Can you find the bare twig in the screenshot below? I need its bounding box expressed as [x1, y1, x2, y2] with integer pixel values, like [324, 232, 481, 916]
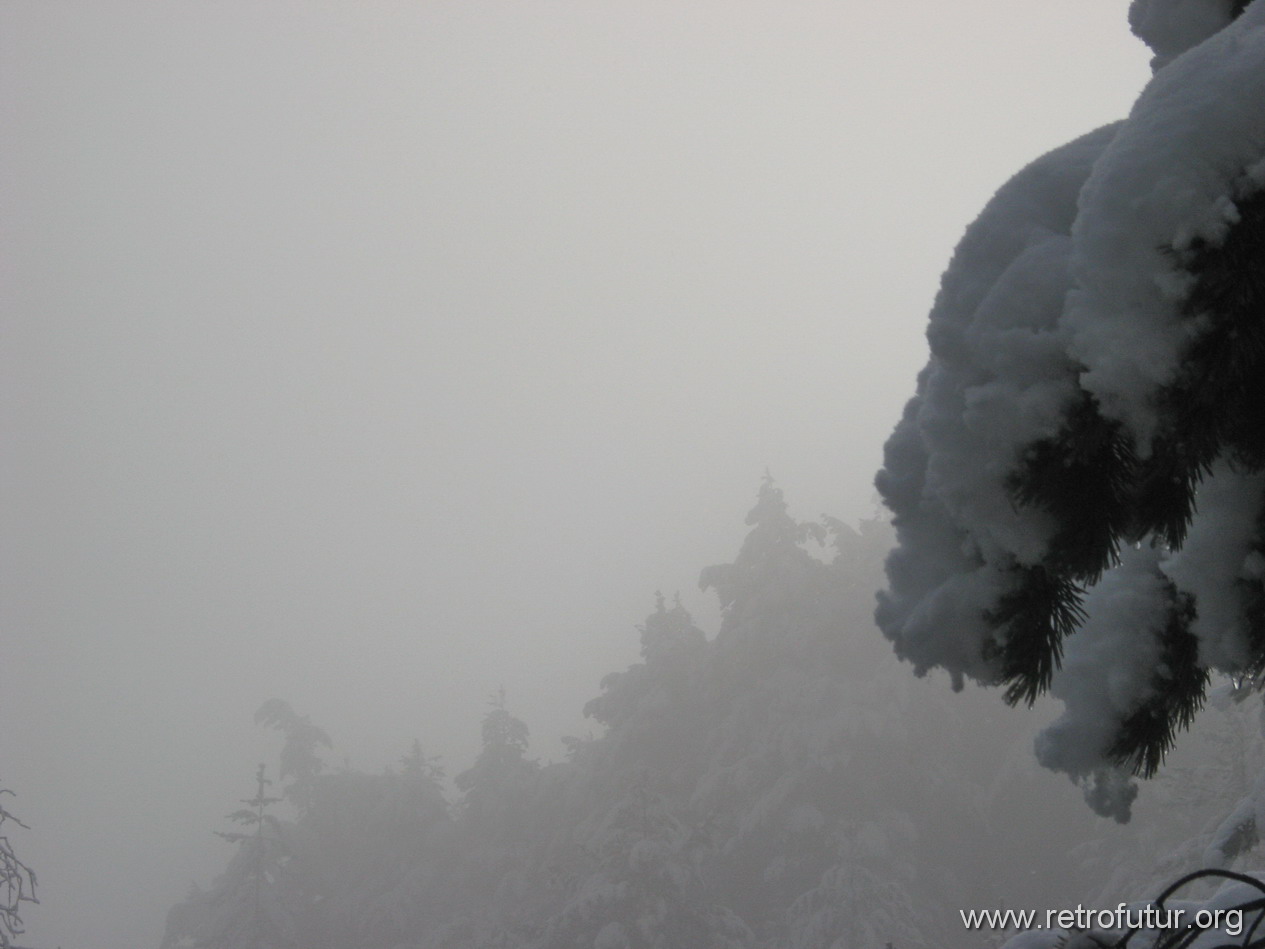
[0, 788, 38, 949]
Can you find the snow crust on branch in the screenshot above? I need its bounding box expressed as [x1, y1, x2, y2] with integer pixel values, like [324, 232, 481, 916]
[1068, 2, 1265, 447]
[1161, 466, 1265, 672]
[876, 123, 1117, 686]
[1129, 0, 1239, 69]
[1035, 548, 1171, 821]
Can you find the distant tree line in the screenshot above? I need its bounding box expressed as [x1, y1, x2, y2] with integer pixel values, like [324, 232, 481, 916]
[160, 478, 1216, 949]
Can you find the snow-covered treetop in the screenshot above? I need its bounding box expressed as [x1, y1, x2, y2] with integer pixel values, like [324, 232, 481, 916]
[639, 591, 705, 664]
[700, 474, 828, 627]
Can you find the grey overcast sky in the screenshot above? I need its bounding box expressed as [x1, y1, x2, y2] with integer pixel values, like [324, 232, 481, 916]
[2, 3, 1149, 947]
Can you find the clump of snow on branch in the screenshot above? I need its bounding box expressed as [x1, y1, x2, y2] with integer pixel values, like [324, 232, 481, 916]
[1067, 3, 1265, 444]
[1129, 0, 1238, 69]
[876, 123, 1117, 684]
[1161, 465, 1265, 671]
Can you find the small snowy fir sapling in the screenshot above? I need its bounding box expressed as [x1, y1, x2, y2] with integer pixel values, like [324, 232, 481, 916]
[199, 764, 299, 949]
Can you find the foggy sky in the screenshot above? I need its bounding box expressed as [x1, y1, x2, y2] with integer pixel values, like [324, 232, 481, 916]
[1, 3, 1150, 947]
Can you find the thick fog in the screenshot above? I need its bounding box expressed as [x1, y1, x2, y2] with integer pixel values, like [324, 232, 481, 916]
[2, 3, 1152, 948]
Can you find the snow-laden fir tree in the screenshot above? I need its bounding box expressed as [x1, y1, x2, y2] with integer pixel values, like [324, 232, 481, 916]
[454, 688, 538, 831]
[172, 764, 298, 949]
[692, 477, 902, 926]
[876, 0, 1265, 820]
[579, 591, 710, 801]
[691, 479, 1101, 947]
[438, 690, 552, 948]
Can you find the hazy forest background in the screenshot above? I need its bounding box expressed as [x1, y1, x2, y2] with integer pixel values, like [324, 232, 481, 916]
[11, 1, 1265, 948]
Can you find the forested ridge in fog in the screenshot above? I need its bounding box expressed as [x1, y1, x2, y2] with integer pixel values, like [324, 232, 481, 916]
[154, 2, 1265, 945]
[17, 0, 1265, 946]
[10, 4, 1153, 942]
[153, 481, 1265, 949]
